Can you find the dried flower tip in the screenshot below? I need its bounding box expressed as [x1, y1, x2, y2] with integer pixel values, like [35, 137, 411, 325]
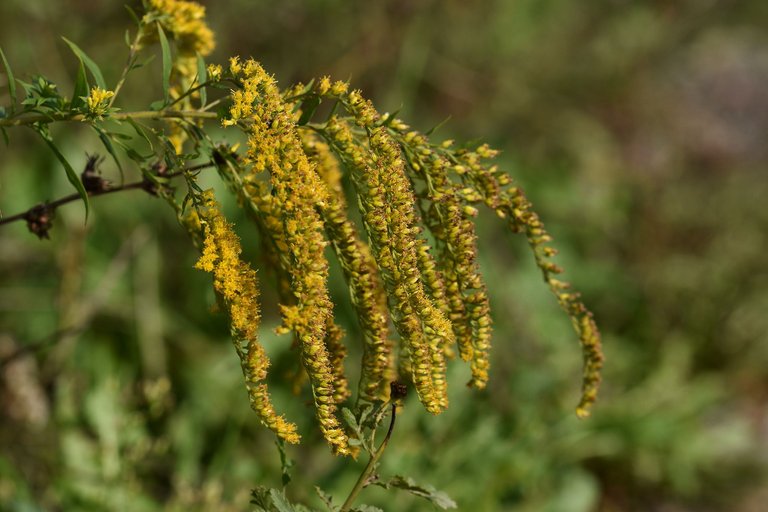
[24, 203, 55, 240]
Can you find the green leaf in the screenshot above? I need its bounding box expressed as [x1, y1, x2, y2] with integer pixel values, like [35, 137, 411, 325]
[124, 5, 140, 28]
[1, 126, 8, 146]
[196, 53, 207, 107]
[269, 489, 296, 512]
[62, 37, 106, 90]
[0, 47, 17, 114]
[126, 118, 154, 150]
[157, 23, 172, 106]
[374, 476, 457, 510]
[314, 486, 335, 511]
[351, 506, 384, 512]
[341, 407, 359, 431]
[298, 95, 320, 126]
[250, 486, 272, 511]
[276, 439, 293, 487]
[93, 126, 124, 182]
[70, 58, 89, 111]
[39, 131, 90, 220]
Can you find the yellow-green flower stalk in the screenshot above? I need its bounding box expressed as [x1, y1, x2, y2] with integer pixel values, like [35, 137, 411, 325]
[302, 132, 394, 403]
[456, 144, 604, 417]
[184, 190, 300, 444]
[221, 58, 350, 454]
[322, 111, 451, 414]
[391, 128, 493, 388]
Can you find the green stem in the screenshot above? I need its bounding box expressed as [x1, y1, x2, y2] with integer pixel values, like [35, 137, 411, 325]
[0, 161, 215, 228]
[339, 402, 397, 512]
[0, 109, 218, 127]
[109, 28, 143, 108]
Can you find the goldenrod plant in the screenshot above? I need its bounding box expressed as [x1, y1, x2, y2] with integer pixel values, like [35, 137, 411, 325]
[0, 1, 603, 509]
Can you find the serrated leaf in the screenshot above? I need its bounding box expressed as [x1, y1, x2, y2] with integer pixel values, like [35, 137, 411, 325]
[351, 506, 384, 512]
[298, 95, 320, 126]
[0, 47, 16, 114]
[62, 37, 106, 90]
[269, 488, 296, 512]
[70, 58, 89, 111]
[157, 23, 171, 106]
[314, 486, 335, 511]
[39, 131, 90, 220]
[93, 126, 124, 182]
[374, 476, 457, 510]
[250, 486, 272, 510]
[341, 407, 359, 431]
[196, 53, 207, 107]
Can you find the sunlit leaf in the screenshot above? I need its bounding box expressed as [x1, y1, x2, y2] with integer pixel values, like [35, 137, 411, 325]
[38, 130, 90, 220]
[0, 47, 17, 114]
[157, 24, 172, 106]
[62, 37, 106, 90]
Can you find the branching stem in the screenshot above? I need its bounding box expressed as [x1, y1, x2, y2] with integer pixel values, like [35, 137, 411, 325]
[0, 161, 214, 228]
[0, 110, 218, 127]
[339, 402, 398, 512]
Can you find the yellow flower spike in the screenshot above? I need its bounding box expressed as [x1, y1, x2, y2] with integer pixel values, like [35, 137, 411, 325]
[323, 114, 450, 414]
[302, 131, 394, 403]
[456, 145, 604, 414]
[184, 190, 299, 444]
[218, 59, 351, 454]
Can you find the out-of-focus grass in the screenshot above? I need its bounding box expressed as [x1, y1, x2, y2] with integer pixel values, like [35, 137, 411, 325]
[2, 1, 768, 510]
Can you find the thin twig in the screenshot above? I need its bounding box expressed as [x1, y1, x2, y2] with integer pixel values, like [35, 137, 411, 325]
[0, 161, 215, 228]
[0, 109, 218, 127]
[339, 402, 398, 512]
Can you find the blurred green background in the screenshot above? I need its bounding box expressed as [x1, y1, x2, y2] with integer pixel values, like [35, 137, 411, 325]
[2, 1, 768, 510]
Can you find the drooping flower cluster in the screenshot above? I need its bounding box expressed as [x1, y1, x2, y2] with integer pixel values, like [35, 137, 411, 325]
[220, 57, 352, 454]
[155, 36, 605, 452]
[184, 190, 300, 444]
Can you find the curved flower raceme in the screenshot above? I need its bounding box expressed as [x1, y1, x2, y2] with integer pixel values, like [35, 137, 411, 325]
[184, 190, 300, 444]
[178, 52, 603, 450]
[222, 58, 351, 455]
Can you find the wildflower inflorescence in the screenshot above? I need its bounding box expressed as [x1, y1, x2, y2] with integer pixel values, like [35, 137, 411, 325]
[0, 0, 604, 456]
[134, 5, 603, 453]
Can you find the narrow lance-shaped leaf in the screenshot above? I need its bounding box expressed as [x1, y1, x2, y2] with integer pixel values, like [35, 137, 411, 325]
[62, 37, 106, 90]
[373, 476, 457, 510]
[38, 131, 90, 220]
[126, 117, 154, 150]
[297, 94, 320, 126]
[0, 47, 17, 114]
[196, 53, 207, 107]
[70, 58, 89, 111]
[93, 126, 124, 183]
[156, 23, 172, 106]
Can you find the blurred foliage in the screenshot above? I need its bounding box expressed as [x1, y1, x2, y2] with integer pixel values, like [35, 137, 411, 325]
[2, 0, 768, 510]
